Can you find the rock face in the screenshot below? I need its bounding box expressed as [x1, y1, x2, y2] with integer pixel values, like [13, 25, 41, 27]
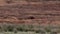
[0, 0, 60, 26]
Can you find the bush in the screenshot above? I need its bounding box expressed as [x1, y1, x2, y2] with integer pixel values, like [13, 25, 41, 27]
[44, 27, 51, 32]
[35, 30, 45, 33]
[50, 32, 57, 34]
[17, 27, 24, 31]
[35, 30, 40, 33]
[7, 25, 14, 32]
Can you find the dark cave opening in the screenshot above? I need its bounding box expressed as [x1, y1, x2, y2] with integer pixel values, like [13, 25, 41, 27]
[28, 16, 35, 19]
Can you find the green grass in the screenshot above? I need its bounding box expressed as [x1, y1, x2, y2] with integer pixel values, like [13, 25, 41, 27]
[0, 24, 60, 34]
[0, 32, 60, 34]
[0, 32, 39, 34]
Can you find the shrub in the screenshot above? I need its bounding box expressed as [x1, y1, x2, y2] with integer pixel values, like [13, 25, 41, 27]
[7, 25, 14, 32]
[50, 32, 57, 34]
[44, 27, 51, 32]
[35, 30, 45, 34]
[16, 25, 25, 31]
[35, 30, 40, 33]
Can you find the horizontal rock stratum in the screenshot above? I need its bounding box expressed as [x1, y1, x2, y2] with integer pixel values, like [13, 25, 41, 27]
[0, 0, 60, 26]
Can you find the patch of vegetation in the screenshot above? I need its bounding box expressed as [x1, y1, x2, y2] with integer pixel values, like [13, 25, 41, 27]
[50, 32, 57, 34]
[45, 28, 51, 32]
[0, 23, 59, 34]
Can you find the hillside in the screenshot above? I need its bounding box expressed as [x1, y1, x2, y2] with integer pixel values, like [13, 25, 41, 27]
[0, 0, 60, 26]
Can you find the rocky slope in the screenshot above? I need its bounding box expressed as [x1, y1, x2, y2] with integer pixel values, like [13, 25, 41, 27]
[0, 0, 60, 26]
